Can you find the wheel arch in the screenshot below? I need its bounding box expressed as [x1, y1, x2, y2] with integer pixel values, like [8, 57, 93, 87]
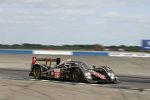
[31, 64, 48, 72]
[70, 66, 84, 74]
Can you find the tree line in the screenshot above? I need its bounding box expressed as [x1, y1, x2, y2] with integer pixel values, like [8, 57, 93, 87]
[0, 43, 142, 52]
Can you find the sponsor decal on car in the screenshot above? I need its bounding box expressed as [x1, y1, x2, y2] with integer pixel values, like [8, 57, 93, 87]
[92, 71, 106, 79]
[54, 69, 61, 78]
[51, 71, 54, 75]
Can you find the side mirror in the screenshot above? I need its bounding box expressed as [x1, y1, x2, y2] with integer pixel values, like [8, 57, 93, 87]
[65, 64, 70, 68]
[93, 66, 96, 69]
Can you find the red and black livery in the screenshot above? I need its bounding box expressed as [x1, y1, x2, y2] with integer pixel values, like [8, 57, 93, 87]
[29, 57, 119, 83]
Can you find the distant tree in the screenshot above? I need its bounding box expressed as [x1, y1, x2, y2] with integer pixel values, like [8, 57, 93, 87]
[13, 44, 20, 46]
[94, 44, 104, 51]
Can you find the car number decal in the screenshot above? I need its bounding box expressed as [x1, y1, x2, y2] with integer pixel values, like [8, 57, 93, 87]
[54, 69, 61, 78]
[54, 72, 60, 78]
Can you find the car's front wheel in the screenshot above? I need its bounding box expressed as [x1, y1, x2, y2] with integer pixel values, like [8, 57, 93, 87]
[72, 68, 81, 82]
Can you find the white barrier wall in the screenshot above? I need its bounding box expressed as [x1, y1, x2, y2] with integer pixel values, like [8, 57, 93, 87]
[109, 52, 150, 57]
[33, 50, 73, 55]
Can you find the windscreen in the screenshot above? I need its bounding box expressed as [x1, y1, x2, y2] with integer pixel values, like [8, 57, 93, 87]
[72, 61, 91, 70]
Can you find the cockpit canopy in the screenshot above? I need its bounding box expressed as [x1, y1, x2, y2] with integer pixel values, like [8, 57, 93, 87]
[59, 60, 91, 70]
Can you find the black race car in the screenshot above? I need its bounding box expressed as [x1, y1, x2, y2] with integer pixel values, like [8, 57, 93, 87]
[29, 57, 119, 83]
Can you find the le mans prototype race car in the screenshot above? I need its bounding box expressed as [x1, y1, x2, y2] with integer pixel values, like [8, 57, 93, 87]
[29, 57, 119, 84]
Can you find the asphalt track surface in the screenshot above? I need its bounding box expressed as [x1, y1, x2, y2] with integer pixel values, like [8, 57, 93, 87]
[0, 55, 150, 100]
[0, 69, 150, 92]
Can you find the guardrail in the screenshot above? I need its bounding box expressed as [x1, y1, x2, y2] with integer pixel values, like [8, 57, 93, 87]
[72, 51, 108, 56]
[0, 49, 150, 57]
[0, 50, 33, 54]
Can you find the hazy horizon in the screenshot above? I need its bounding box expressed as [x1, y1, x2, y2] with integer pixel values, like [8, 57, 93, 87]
[0, 0, 150, 46]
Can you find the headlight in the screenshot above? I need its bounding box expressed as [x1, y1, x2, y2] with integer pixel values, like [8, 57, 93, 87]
[85, 72, 91, 76]
[110, 76, 115, 79]
[108, 72, 111, 76]
[108, 73, 115, 79]
[84, 72, 92, 79]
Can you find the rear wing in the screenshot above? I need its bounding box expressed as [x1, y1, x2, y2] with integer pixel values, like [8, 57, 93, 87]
[32, 57, 60, 67]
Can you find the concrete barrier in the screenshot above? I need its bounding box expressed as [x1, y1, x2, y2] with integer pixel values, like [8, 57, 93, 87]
[109, 52, 150, 57]
[0, 50, 32, 54]
[33, 50, 72, 55]
[72, 51, 108, 56]
[0, 49, 150, 57]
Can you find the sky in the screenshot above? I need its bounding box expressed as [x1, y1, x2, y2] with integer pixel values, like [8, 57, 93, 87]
[0, 0, 150, 46]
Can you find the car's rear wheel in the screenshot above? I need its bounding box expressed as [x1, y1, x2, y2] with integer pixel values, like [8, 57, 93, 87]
[72, 68, 81, 82]
[33, 66, 42, 79]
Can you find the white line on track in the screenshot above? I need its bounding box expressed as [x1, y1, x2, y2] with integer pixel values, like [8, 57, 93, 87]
[90, 84, 99, 86]
[41, 80, 49, 82]
[29, 79, 37, 81]
[77, 83, 86, 85]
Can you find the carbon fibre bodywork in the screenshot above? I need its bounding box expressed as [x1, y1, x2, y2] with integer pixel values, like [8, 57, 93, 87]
[29, 57, 119, 83]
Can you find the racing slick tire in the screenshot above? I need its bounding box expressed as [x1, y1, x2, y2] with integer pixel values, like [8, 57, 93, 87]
[33, 66, 42, 79]
[72, 68, 82, 82]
